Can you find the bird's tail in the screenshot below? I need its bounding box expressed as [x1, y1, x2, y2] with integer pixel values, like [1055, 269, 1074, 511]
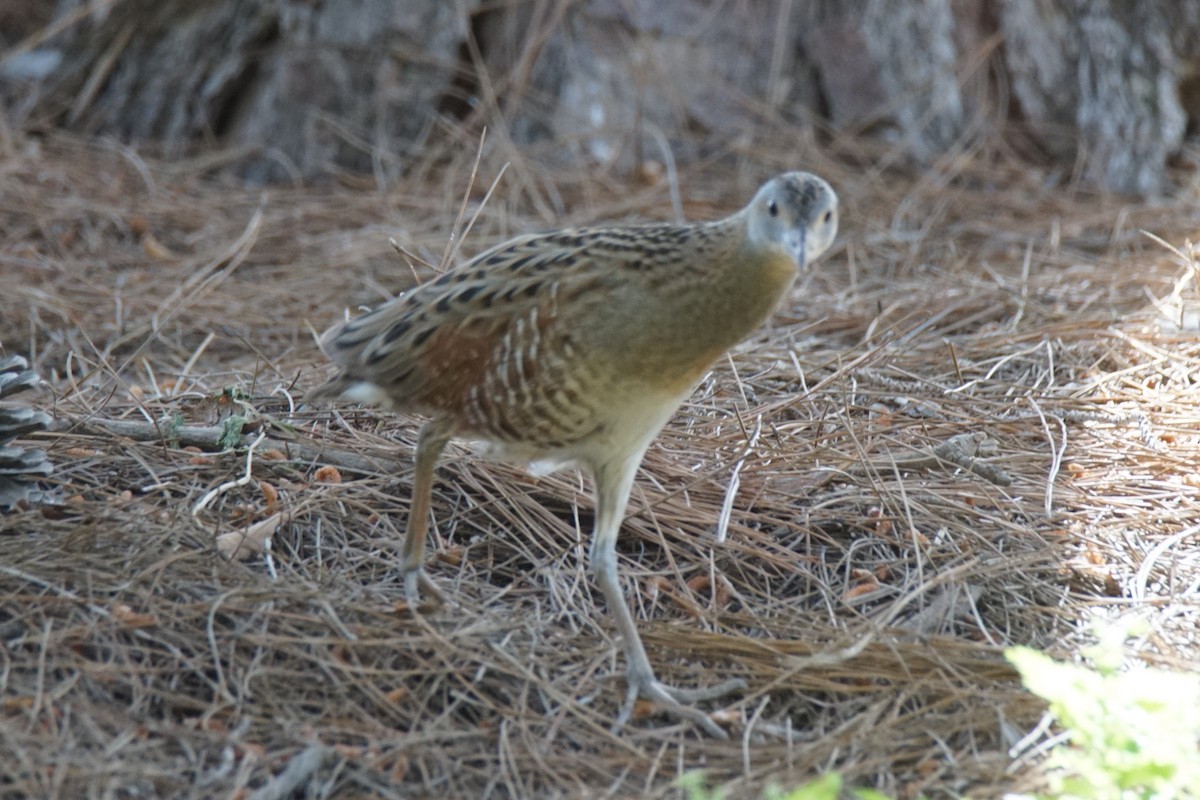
[307, 373, 395, 408]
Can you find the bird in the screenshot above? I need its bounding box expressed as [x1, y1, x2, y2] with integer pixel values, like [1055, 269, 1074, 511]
[314, 171, 839, 737]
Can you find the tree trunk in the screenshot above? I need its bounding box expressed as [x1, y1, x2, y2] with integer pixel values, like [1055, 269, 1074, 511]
[4, 0, 1198, 193]
[22, 0, 467, 184]
[1000, 0, 1199, 193]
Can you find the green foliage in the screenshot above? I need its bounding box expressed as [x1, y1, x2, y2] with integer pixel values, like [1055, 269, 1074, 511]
[674, 619, 1200, 800]
[765, 773, 891, 800]
[163, 413, 184, 443]
[1007, 621, 1200, 799]
[763, 772, 842, 800]
[675, 771, 725, 800]
[677, 771, 892, 800]
[853, 790, 891, 800]
[218, 414, 249, 450]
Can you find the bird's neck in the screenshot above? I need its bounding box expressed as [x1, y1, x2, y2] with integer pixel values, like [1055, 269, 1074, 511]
[632, 216, 799, 392]
[692, 215, 798, 339]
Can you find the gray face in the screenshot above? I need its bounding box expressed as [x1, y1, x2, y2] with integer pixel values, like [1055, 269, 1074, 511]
[747, 172, 839, 268]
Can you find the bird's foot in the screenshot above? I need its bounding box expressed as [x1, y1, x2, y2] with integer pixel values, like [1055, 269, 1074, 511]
[615, 673, 746, 739]
[400, 566, 447, 614]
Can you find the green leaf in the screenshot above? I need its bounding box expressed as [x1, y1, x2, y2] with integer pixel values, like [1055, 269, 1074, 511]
[853, 789, 892, 800]
[1006, 630, 1200, 799]
[219, 415, 248, 450]
[770, 773, 842, 800]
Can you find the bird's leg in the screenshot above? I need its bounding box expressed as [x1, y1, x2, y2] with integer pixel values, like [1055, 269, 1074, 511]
[589, 458, 746, 739]
[399, 420, 453, 609]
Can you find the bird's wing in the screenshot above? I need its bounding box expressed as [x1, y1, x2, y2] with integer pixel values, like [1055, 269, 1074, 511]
[315, 226, 676, 409]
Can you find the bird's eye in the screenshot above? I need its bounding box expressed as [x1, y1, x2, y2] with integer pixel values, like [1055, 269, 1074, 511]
[822, 210, 832, 224]
[767, 200, 778, 217]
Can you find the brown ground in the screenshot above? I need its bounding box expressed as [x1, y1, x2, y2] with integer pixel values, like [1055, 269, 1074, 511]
[2, 129, 1200, 799]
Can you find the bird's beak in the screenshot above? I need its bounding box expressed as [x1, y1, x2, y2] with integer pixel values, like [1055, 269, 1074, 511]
[791, 229, 808, 270]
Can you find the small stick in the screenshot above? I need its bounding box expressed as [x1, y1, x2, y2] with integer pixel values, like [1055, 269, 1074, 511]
[715, 414, 762, 544]
[247, 745, 328, 800]
[192, 431, 268, 517]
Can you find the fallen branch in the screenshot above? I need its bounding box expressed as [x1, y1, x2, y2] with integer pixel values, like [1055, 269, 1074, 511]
[841, 431, 1013, 486]
[44, 416, 405, 475]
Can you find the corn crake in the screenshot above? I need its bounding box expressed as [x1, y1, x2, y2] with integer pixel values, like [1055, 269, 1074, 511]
[314, 172, 839, 737]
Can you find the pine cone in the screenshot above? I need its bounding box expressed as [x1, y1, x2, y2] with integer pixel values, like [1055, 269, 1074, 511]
[0, 355, 52, 509]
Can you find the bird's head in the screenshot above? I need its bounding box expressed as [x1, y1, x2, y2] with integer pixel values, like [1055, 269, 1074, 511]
[745, 172, 838, 270]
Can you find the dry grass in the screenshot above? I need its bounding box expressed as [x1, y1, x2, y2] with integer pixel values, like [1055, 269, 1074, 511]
[2, 127, 1200, 799]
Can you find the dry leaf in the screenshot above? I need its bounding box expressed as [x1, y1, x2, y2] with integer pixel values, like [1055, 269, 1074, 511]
[643, 575, 670, 601]
[708, 708, 742, 727]
[142, 232, 176, 261]
[632, 698, 656, 720]
[314, 465, 342, 484]
[259, 480, 279, 512]
[112, 603, 157, 628]
[685, 573, 732, 608]
[844, 582, 880, 601]
[435, 546, 464, 567]
[216, 512, 289, 559]
[2, 696, 34, 713]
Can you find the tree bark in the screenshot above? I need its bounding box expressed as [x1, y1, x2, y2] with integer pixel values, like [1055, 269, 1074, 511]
[4, 0, 1197, 193]
[26, 0, 467, 184]
[1000, 0, 1198, 193]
